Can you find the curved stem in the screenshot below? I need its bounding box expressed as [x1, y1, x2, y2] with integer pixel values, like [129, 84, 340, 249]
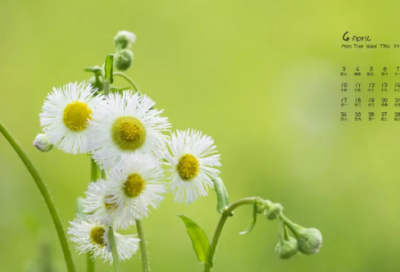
[108, 227, 121, 272]
[113, 72, 140, 93]
[0, 122, 76, 272]
[204, 197, 263, 272]
[135, 219, 149, 272]
[279, 213, 301, 236]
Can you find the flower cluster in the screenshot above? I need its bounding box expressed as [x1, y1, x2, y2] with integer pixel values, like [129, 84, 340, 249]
[254, 200, 323, 260]
[35, 31, 221, 263]
[29, 30, 322, 270]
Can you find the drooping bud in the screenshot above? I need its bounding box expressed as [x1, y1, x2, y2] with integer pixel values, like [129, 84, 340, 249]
[295, 228, 322, 255]
[281, 215, 323, 255]
[33, 134, 53, 152]
[264, 201, 283, 220]
[275, 237, 298, 259]
[114, 30, 136, 50]
[275, 221, 298, 259]
[114, 49, 134, 71]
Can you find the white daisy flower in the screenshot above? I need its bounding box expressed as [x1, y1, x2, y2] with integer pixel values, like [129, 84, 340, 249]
[68, 215, 139, 263]
[39, 82, 102, 154]
[106, 154, 166, 229]
[88, 91, 170, 168]
[165, 129, 221, 204]
[82, 179, 118, 228]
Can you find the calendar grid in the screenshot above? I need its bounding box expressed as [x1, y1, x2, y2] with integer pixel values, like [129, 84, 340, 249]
[340, 66, 400, 121]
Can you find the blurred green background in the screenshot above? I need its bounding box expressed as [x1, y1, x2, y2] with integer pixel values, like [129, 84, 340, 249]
[1, 0, 400, 271]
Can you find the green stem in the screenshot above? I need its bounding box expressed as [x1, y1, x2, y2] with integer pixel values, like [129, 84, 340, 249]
[204, 197, 263, 272]
[108, 227, 121, 272]
[279, 213, 301, 236]
[90, 157, 100, 181]
[103, 80, 110, 96]
[86, 158, 98, 272]
[283, 222, 290, 241]
[87, 252, 95, 272]
[113, 72, 141, 93]
[0, 122, 76, 272]
[135, 219, 149, 272]
[100, 168, 106, 179]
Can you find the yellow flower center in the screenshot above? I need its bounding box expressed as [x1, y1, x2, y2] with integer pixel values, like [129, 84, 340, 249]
[104, 195, 118, 211]
[123, 173, 146, 198]
[111, 116, 146, 151]
[90, 226, 106, 247]
[63, 101, 92, 131]
[177, 154, 200, 181]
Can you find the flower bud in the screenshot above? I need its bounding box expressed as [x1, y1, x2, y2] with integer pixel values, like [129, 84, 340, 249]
[265, 202, 283, 220]
[255, 199, 267, 213]
[295, 228, 322, 255]
[114, 49, 134, 71]
[33, 134, 53, 152]
[114, 30, 136, 50]
[275, 237, 298, 259]
[280, 215, 323, 255]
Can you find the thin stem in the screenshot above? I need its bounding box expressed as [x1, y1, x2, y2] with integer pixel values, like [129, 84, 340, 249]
[279, 213, 301, 236]
[135, 219, 149, 272]
[113, 72, 140, 93]
[86, 252, 95, 272]
[0, 122, 76, 272]
[86, 158, 98, 272]
[204, 197, 263, 272]
[283, 222, 290, 241]
[103, 80, 110, 96]
[100, 168, 106, 179]
[90, 157, 100, 181]
[108, 227, 121, 272]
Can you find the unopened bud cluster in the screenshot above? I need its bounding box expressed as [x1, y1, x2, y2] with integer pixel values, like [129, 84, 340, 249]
[86, 31, 136, 91]
[113, 30, 135, 71]
[257, 199, 323, 260]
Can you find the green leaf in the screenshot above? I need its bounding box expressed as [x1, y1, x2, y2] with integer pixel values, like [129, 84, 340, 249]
[212, 177, 230, 214]
[178, 215, 211, 265]
[239, 202, 258, 235]
[84, 66, 102, 75]
[104, 54, 114, 84]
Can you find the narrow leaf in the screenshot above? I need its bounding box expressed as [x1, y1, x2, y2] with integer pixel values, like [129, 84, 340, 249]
[104, 55, 114, 84]
[178, 215, 211, 265]
[239, 202, 258, 235]
[84, 66, 102, 75]
[212, 177, 230, 214]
